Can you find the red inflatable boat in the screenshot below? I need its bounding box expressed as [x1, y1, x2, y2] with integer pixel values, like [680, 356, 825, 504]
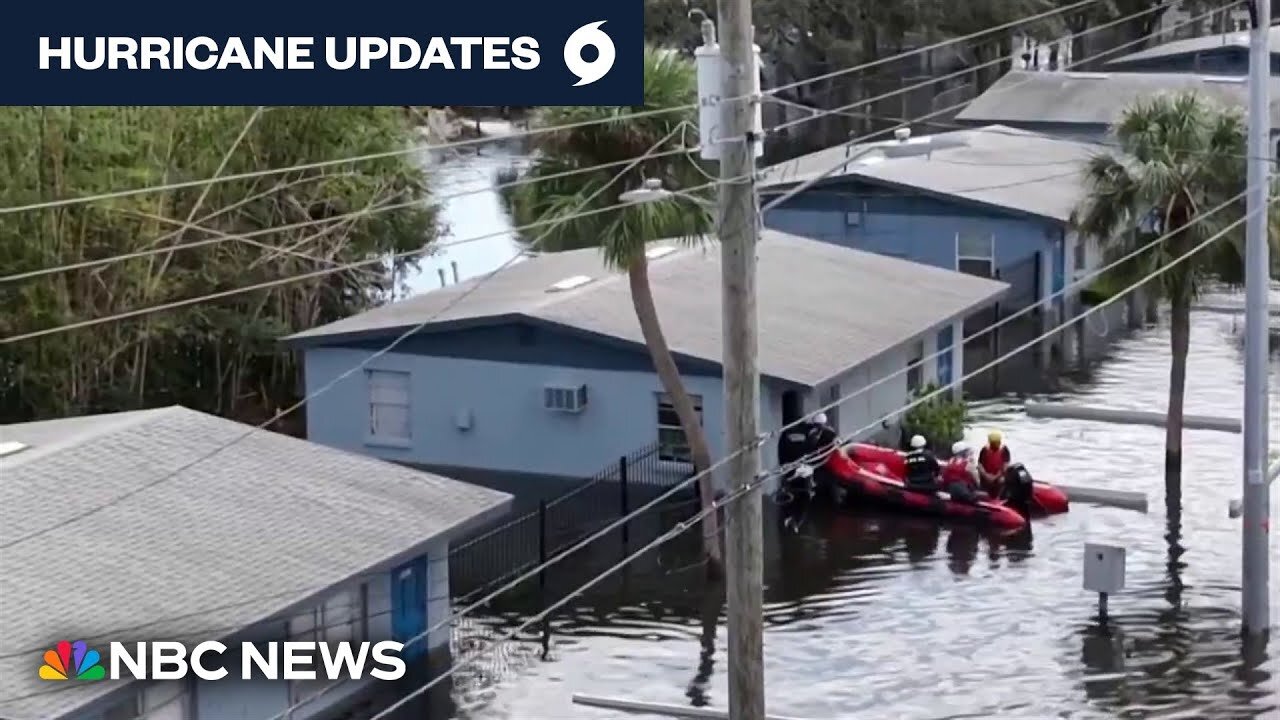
[816, 449, 1029, 530]
[845, 443, 1070, 516]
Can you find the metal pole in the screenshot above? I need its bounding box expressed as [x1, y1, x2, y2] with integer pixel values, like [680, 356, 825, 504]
[716, 0, 765, 715]
[619, 454, 630, 556]
[1242, 0, 1271, 636]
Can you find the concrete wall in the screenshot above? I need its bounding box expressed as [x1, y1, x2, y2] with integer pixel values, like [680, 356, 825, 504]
[68, 541, 451, 720]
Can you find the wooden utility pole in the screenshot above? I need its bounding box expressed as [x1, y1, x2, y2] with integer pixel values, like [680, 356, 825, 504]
[715, 0, 765, 713]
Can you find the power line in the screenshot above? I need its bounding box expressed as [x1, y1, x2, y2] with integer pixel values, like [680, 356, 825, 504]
[2, 0, 1176, 288]
[0, 121, 697, 552]
[1, 2, 1198, 336]
[0, 7, 1226, 660]
[0, 0, 1106, 219]
[335, 204, 1256, 720]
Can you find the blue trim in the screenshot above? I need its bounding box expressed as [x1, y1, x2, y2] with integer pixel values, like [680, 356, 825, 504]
[936, 325, 954, 387]
[391, 556, 428, 660]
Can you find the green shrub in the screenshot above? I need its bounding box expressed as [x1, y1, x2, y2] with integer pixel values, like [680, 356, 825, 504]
[901, 382, 967, 452]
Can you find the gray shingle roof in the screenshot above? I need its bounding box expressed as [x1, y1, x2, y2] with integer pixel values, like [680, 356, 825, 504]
[1105, 27, 1280, 65]
[758, 125, 1096, 222]
[956, 70, 1280, 127]
[0, 407, 511, 720]
[284, 230, 1008, 387]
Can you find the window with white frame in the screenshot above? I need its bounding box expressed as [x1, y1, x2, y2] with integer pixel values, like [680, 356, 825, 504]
[288, 586, 367, 704]
[101, 685, 186, 720]
[367, 370, 410, 442]
[906, 341, 925, 393]
[956, 232, 996, 278]
[656, 392, 702, 463]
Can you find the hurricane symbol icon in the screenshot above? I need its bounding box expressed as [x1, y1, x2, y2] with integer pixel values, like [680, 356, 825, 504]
[563, 21, 616, 87]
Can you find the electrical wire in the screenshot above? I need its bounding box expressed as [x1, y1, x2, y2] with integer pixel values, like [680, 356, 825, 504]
[0, 199, 1250, 717]
[0, 0, 1239, 702]
[1, 0, 1183, 287]
[331, 203, 1257, 720]
[0, 0, 1107, 219]
[757, 2, 1239, 214]
[235, 183, 1255, 720]
[0, 122, 699, 554]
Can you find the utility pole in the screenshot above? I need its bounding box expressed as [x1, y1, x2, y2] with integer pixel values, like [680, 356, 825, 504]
[713, 0, 765, 713]
[1242, 0, 1271, 636]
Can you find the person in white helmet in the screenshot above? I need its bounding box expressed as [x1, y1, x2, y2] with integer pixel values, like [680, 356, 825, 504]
[902, 434, 940, 491]
[941, 441, 980, 502]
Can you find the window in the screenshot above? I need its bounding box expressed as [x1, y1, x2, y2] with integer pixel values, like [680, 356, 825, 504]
[657, 392, 703, 463]
[367, 370, 410, 442]
[543, 384, 588, 413]
[288, 586, 367, 705]
[288, 587, 366, 645]
[144, 682, 186, 720]
[957, 232, 996, 278]
[906, 341, 925, 393]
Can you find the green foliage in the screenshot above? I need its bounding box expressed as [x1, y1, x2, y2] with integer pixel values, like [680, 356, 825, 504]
[1073, 91, 1280, 304]
[902, 383, 968, 449]
[505, 48, 712, 267]
[0, 107, 438, 427]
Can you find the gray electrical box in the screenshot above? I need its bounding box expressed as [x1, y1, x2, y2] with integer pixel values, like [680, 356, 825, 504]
[1083, 543, 1126, 594]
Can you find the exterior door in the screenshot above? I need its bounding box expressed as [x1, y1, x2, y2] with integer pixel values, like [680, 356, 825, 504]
[936, 326, 953, 388]
[391, 557, 428, 660]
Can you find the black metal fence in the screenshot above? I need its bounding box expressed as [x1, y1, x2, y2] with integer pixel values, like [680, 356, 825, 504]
[446, 441, 692, 601]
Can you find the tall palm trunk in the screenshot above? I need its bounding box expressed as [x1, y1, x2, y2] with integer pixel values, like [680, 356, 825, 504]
[1164, 284, 1192, 502]
[627, 254, 724, 569]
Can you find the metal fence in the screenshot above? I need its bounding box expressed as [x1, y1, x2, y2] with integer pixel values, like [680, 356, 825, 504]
[446, 441, 689, 602]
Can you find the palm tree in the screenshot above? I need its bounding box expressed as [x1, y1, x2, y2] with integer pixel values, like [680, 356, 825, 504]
[1072, 91, 1252, 496]
[507, 48, 723, 568]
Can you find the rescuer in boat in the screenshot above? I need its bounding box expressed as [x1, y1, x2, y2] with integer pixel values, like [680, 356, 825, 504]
[978, 431, 1012, 495]
[941, 441, 981, 503]
[903, 434, 940, 492]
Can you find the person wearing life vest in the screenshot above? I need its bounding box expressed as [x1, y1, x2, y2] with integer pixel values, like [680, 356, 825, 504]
[977, 431, 1012, 494]
[941, 441, 980, 503]
[903, 434, 940, 492]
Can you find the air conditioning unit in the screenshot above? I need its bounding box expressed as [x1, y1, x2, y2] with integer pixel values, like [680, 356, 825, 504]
[544, 384, 588, 413]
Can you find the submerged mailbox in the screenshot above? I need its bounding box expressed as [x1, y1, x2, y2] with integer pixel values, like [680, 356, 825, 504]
[1083, 543, 1126, 594]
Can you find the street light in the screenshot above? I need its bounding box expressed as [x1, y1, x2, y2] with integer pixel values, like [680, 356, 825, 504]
[618, 178, 713, 207]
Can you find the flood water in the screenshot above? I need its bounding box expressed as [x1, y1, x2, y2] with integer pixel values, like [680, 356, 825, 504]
[446, 304, 1279, 720]
[413, 134, 1280, 718]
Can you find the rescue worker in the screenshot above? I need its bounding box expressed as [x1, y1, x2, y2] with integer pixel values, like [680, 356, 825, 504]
[902, 434, 939, 492]
[805, 412, 840, 461]
[941, 441, 980, 502]
[978, 431, 1012, 495]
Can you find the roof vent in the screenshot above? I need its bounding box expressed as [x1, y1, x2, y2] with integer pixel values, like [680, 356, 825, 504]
[547, 274, 593, 292]
[1064, 71, 1109, 79]
[894, 127, 910, 142]
[645, 245, 677, 259]
[0, 441, 30, 458]
[1203, 75, 1246, 83]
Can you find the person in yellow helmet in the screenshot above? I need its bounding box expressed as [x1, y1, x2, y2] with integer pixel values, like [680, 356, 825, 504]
[977, 430, 1012, 494]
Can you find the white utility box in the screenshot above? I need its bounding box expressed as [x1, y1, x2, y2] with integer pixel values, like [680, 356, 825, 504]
[1083, 543, 1126, 594]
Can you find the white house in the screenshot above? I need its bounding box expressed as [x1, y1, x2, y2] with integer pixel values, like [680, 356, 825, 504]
[0, 406, 511, 720]
[283, 230, 1008, 487]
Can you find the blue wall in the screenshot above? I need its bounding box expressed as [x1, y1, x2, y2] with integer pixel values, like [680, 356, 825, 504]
[762, 184, 1058, 296]
[295, 320, 963, 487]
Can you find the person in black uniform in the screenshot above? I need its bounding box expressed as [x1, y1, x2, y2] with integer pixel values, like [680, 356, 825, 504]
[902, 434, 940, 492]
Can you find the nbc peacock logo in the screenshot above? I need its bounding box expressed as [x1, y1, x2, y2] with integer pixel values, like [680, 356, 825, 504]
[38, 640, 105, 680]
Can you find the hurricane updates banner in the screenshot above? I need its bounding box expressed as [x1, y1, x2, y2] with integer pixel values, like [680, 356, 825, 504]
[0, 0, 641, 105]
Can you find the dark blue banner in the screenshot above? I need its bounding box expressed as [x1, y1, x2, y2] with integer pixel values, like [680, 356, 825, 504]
[0, 0, 642, 105]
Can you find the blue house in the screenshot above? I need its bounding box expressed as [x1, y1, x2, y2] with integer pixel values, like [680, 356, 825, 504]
[956, 70, 1280, 155]
[0, 406, 511, 720]
[1103, 26, 1280, 74]
[282, 230, 1007, 485]
[760, 125, 1098, 365]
